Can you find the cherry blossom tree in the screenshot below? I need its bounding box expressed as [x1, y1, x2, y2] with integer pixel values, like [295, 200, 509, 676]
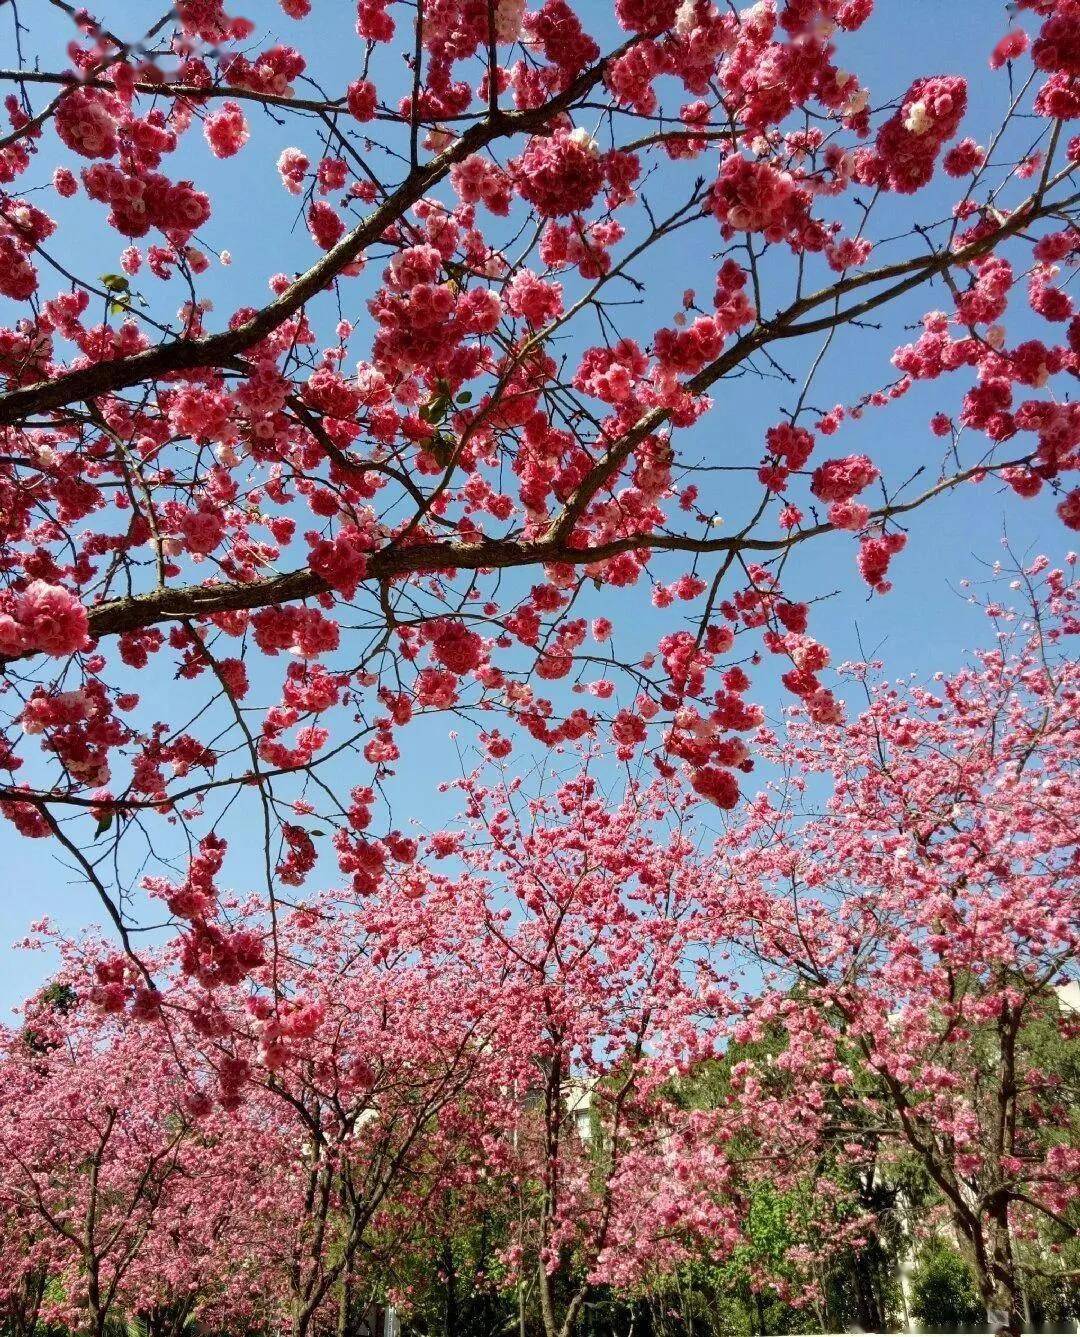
[0, 0, 1078, 968]
[33, 885, 519, 1337]
[203, 913, 500, 1337]
[713, 554, 1080, 1332]
[110, 1102, 268, 1337]
[383, 763, 749, 1337]
[0, 986, 195, 1337]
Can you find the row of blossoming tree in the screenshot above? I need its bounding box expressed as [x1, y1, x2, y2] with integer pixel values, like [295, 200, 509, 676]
[0, 0, 1078, 1332]
[1, 558, 1076, 1336]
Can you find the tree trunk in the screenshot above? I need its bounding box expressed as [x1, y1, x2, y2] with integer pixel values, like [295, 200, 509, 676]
[852, 1244, 885, 1332]
[292, 1299, 314, 1337]
[537, 1260, 559, 1337]
[983, 1204, 1025, 1336]
[952, 1196, 1024, 1336]
[441, 1240, 458, 1337]
[84, 1263, 107, 1337]
[85, 1299, 107, 1337]
[337, 1264, 351, 1337]
[559, 1287, 587, 1337]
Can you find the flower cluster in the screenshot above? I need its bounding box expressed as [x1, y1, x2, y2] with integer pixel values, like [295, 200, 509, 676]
[810, 454, 879, 504]
[203, 102, 250, 158]
[865, 76, 968, 192]
[710, 156, 809, 241]
[514, 128, 606, 217]
[83, 165, 211, 240]
[0, 582, 89, 658]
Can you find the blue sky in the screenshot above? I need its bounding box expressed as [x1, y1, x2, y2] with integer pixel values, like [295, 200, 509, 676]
[0, 0, 1069, 1010]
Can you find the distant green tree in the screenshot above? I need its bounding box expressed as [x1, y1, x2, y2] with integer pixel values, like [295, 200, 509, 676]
[911, 1238, 984, 1330]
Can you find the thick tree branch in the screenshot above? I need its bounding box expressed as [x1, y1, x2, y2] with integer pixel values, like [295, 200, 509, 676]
[0, 455, 1013, 665]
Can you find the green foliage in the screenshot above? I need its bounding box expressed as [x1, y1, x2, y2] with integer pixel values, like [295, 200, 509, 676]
[21, 983, 78, 1055]
[911, 1238, 984, 1329]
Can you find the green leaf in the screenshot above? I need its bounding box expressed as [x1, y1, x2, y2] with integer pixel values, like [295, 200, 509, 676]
[456, 390, 473, 404]
[429, 432, 456, 467]
[421, 393, 451, 425]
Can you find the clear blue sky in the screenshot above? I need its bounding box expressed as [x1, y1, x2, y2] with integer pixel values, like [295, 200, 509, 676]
[0, 1, 1067, 1010]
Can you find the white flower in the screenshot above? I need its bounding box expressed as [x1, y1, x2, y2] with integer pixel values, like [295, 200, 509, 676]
[902, 100, 934, 136]
[675, 0, 701, 34]
[844, 86, 870, 117]
[568, 126, 599, 155]
[740, 0, 769, 23]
